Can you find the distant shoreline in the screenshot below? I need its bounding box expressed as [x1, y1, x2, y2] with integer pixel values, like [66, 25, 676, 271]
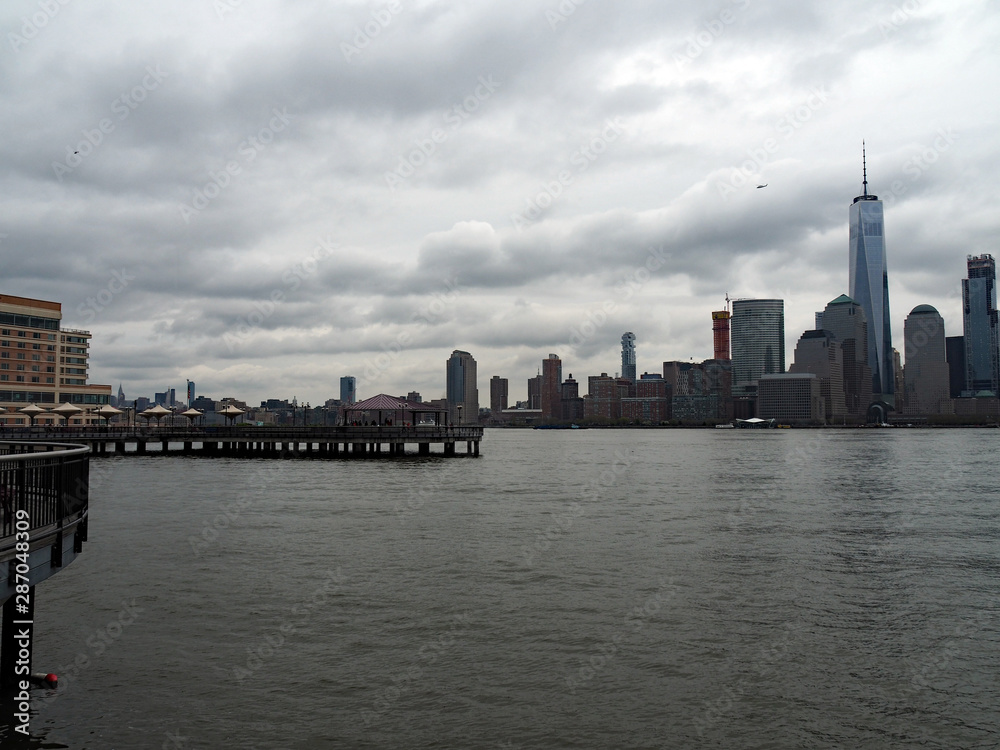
[485, 422, 1000, 429]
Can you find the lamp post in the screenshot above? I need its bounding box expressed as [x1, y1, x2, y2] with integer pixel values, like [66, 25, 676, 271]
[457, 404, 463, 427]
[304, 402, 310, 427]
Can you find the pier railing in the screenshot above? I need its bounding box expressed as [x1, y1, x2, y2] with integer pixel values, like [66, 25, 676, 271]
[0, 442, 89, 547]
[0, 425, 483, 441]
[0, 442, 90, 701]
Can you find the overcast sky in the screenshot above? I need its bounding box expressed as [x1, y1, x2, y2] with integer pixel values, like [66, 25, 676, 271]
[3, 0, 998, 405]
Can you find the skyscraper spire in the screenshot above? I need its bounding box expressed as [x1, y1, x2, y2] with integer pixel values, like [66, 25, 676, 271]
[862, 140, 868, 198]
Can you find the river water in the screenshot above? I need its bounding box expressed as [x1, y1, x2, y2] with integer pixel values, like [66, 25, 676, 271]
[6, 428, 1000, 748]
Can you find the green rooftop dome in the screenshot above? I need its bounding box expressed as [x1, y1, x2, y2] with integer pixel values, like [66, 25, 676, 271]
[828, 294, 856, 306]
[910, 304, 939, 315]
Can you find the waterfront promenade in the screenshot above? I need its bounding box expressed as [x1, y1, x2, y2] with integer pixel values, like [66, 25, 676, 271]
[0, 440, 89, 711]
[0, 425, 483, 458]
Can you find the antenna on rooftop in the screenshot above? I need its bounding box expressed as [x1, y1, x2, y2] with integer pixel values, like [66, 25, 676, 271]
[862, 140, 868, 198]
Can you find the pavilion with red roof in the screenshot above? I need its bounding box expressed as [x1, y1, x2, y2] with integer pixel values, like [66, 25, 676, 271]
[343, 394, 448, 427]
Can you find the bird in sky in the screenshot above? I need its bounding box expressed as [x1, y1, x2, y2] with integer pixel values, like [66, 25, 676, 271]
[756, 183, 768, 188]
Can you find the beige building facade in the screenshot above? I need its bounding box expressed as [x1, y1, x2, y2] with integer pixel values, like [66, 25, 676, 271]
[0, 294, 112, 425]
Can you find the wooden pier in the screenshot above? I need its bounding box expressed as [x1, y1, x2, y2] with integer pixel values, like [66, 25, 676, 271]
[1, 425, 484, 459]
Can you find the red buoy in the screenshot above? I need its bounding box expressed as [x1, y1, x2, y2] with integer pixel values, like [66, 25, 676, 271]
[29, 672, 57, 688]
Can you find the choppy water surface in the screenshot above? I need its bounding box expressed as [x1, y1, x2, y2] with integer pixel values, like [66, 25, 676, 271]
[8, 428, 1000, 748]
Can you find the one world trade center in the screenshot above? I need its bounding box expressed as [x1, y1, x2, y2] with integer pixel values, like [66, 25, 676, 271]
[849, 144, 894, 406]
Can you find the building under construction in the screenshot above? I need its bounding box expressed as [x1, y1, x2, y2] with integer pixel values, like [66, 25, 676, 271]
[712, 310, 731, 361]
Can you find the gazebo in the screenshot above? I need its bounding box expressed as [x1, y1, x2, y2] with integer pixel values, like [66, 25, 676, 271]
[343, 394, 448, 427]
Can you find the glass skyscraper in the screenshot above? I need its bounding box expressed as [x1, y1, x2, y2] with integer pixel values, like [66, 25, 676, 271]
[446, 350, 478, 423]
[621, 332, 636, 382]
[731, 298, 784, 395]
[339, 375, 357, 404]
[962, 254, 999, 395]
[848, 148, 894, 404]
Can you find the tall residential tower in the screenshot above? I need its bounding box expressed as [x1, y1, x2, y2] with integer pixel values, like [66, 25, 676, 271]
[340, 375, 357, 404]
[712, 310, 731, 360]
[540, 353, 562, 420]
[848, 144, 894, 405]
[621, 333, 636, 382]
[446, 350, 478, 423]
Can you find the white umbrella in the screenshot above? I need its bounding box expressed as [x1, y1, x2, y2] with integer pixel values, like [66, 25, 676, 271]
[217, 404, 245, 425]
[95, 404, 123, 425]
[51, 402, 83, 424]
[140, 404, 172, 426]
[180, 408, 204, 425]
[18, 403, 48, 426]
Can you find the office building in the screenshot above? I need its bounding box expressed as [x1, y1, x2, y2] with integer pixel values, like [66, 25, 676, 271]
[560, 374, 584, 421]
[712, 311, 731, 360]
[789, 330, 846, 420]
[946, 336, 966, 398]
[154, 389, 176, 407]
[731, 298, 785, 395]
[0, 294, 112, 425]
[848, 146, 894, 404]
[446, 350, 478, 423]
[527, 374, 541, 410]
[903, 305, 949, 415]
[757, 373, 824, 423]
[962, 254, 999, 395]
[340, 376, 357, 404]
[621, 332, 636, 382]
[490, 376, 508, 414]
[821, 294, 872, 417]
[186, 380, 195, 406]
[893, 349, 904, 401]
[540, 354, 562, 421]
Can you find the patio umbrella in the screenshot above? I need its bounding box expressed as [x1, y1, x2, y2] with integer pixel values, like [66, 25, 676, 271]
[180, 408, 204, 425]
[217, 404, 245, 425]
[51, 402, 83, 425]
[140, 404, 172, 426]
[95, 404, 123, 426]
[18, 403, 48, 426]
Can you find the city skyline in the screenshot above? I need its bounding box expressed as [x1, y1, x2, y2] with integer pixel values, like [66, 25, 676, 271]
[1, 1, 997, 405]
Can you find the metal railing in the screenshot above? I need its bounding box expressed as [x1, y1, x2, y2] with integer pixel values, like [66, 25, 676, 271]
[0, 425, 484, 441]
[0, 442, 89, 543]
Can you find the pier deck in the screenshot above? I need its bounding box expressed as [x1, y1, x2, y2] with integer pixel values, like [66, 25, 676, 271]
[0, 425, 484, 458]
